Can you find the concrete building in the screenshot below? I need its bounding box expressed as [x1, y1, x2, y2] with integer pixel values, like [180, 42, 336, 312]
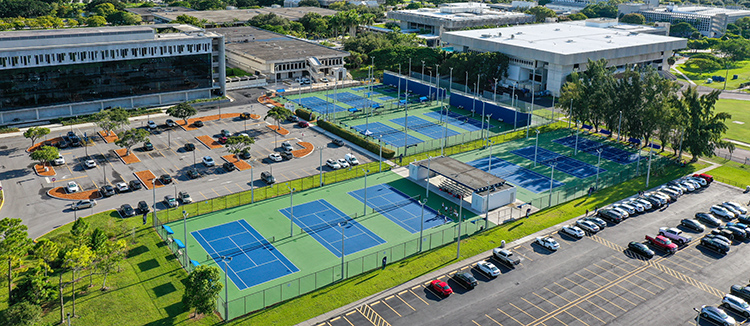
[441, 22, 686, 96]
[125, 6, 195, 24]
[140, 7, 338, 27]
[619, 2, 750, 37]
[387, 2, 534, 44]
[0, 24, 225, 124]
[568, 18, 671, 36]
[211, 26, 348, 83]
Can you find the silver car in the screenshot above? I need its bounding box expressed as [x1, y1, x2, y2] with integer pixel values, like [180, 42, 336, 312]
[71, 200, 96, 210]
[700, 305, 736, 326]
[723, 294, 750, 318]
[561, 225, 585, 238]
[711, 205, 736, 219]
[576, 220, 599, 233]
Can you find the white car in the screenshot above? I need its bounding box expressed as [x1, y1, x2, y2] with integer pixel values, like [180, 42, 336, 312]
[688, 176, 707, 186]
[613, 203, 637, 215]
[268, 153, 282, 162]
[147, 120, 158, 129]
[576, 219, 600, 233]
[281, 141, 294, 152]
[711, 205, 736, 219]
[724, 202, 748, 216]
[561, 225, 585, 238]
[115, 182, 129, 193]
[345, 153, 359, 166]
[611, 207, 630, 219]
[535, 236, 560, 251]
[66, 181, 80, 193]
[337, 158, 349, 168]
[202, 156, 215, 167]
[722, 294, 750, 318]
[476, 260, 500, 277]
[631, 198, 652, 210]
[722, 202, 747, 219]
[326, 158, 341, 170]
[84, 159, 97, 169]
[53, 155, 65, 166]
[683, 178, 701, 190]
[622, 200, 645, 213]
[71, 199, 96, 210]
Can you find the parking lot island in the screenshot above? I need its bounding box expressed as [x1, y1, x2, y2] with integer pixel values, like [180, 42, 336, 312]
[292, 141, 314, 158]
[26, 137, 63, 153]
[133, 170, 162, 190]
[98, 130, 119, 143]
[267, 125, 290, 136]
[176, 113, 241, 131]
[115, 148, 141, 164]
[221, 155, 252, 171]
[47, 187, 101, 201]
[34, 163, 55, 176]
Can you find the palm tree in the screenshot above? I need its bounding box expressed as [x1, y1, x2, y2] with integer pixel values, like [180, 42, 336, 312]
[264, 106, 292, 127]
[361, 13, 375, 27]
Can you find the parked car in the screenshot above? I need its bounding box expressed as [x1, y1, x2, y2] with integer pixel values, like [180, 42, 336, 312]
[430, 279, 453, 296]
[658, 227, 692, 246]
[239, 150, 251, 159]
[694, 173, 714, 184]
[187, 169, 200, 179]
[721, 202, 747, 219]
[337, 158, 350, 169]
[720, 225, 747, 240]
[221, 129, 231, 137]
[453, 272, 478, 289]
[178, 191, 193, 204]
[298, 121, 309, 128]
[268, 153, 282, 162]
[706, 233, 733, 245]
[159, 174, 172, 184]
[120, 204, 136, 217]
[66, 181, 80, 193]
[137, 201, 149, 213]
[680, 219, 705, 232]
[332, 138, 345, 146]
[724, 202, 748, 216]
[630, 198, 653, 211]
[184, 143, 196, 151]
[614, 203, 638, 215]
[163, 195, 178, 208]
[143, 142, 154, 151]
[701, 237, 730, 254]
[100, 185, 115, 197]
[193, 120, 204, 127]
[218, 136, 228, 144]
[52, 155, 65, 166]
[711, 205, 736, 220]
[165, 119, 177, 128]
[56, 140, 69, 149]
[584, 216, 607, 229]
[726, 222, 750, 234]
[699, 305, 736, 326]
[84, 159, 97, 169]
[286, 115, 299, 122]
[628, 241, 654, 258]
[696, 212, 722, 227]
[147, 120, 158, 129]
[280, 151, 294, 160]
[645, 234, 678, 254]
[535, 236, 560, 251]
[326, 158, 341, 170]
[345, 153, 359, 166]
[576, 219, 600, 233]
[129, 180, 142, 191]
[690, 175, 709, 186]
[223, 162, 237, 171]
[492, 248, 521, 267]
[731, 285, 750, 304]
[476, 260, 501, 277]
[202, 156, 215, 167]
[598, 209, 623, 223]
[561, 225, 585, 238]
[240, 112, 252, 120]
[115, 182, 130, 193]
[261, 171, 276, 184]
[281, 141, 294, 152]
[722, 294, 750, 318]
[71, 200, 96, 210]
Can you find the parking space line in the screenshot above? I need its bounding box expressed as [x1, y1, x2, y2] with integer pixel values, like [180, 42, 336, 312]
[212, 188, 221, 197]
[484, 314, 504, 325]
[563, 310, 591, 326]
[632, 274, 665, 290]
[533, 292, 559, 308]
[472, 320, 482, 326]
[641, 269, 673, 285]
[513, 251, 534, 262]
[198, 191, 208, 200]
[563, 277, 591, 292]
[598, 260, 633, 274]
[614, 284, 647, 301]
[594, 294, 627, 312]
[224, 185, 233, 193]
[521, 297, 548, 314]
[552, 316, 567, 326]
[670, 254, 704, 270]
[609, 256, 642, 269]
[341, 315, 355, 326]
[381, 300, 401, 317]
[407, 289, 429, 306]
[573, 304, 606, 324]
[660, 259, 698, 273]
[544, 286, 571, 303]
[645, 262, 723, 297]
[497, 308, 525, 326]
[584, 299, 617, 318]
[591, 263, 624, 279]
[623, 279, 657, 295]
[356, 304, 390, 326]
[604, 289, 637, 306]
[508, 302, 535, 319]
[583, 267, 613, 283]
[679, 250, 713, 265]
[574, 272, 602, 287]
[395, 294, 416, 311]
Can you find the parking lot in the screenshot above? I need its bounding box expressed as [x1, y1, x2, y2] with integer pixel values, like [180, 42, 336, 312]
[316, 181, 750, 326]
[0, 103, 372, 238]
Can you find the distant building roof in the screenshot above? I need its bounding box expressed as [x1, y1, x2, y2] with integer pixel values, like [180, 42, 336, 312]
[211, 26, 347, 63]
[645, 5, 750, 17]
[125, 6, 195, 16]
[155, 7, 338, 25]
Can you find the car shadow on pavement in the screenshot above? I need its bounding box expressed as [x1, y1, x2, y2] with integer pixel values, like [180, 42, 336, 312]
[557, 231, 582, 242]
[421, 286, 446, 302]
[694, 245, 728, 259]
[530, 242, 555, 255]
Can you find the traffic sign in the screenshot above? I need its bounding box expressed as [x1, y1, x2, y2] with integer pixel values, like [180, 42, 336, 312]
[51, 178, 56, 182]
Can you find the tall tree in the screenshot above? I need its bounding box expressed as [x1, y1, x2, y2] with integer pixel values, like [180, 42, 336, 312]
[70, 218, 90, 246]
[676, 87, 733, 160]
[94, 107, 130, 136]
[23, 127, 50, 147]
[9, 266, 56, 306]
[166, 102, 197, 125]
[182, 265, 223, 318]
[29, 145, 58, 170]
[33, 239, 58, 277]
[264, 106, 292, 127]
[96, 239, 127, 290]
[63, 245, 95, 318]
[115, 128, 150, 156]
[225, 135, 255, 159]
[619, 13, 645, 24]
[526, 6, 557, 23]
[0, 218, 33, 302]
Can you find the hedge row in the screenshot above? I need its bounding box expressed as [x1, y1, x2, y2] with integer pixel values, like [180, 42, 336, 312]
[295, 108, 316, 121]
[318, 120, 396, 159]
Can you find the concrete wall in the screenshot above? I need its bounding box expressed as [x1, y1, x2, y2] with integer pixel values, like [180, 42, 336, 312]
[471, 187, 516, 211]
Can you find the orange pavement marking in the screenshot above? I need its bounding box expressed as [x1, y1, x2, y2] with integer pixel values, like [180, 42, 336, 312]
[268, 125, 290, 136]
[250, 114, 261, 120]
[176, 113, 241, 131]
[98, 130, 119, 143]
[221, 155, 252, 171]
[48, 187, 101, 200]
[115, 148, 141, 164]
[34, 163, 56, 176]
[292, 142, 314, 158]
[196, 135, 223, 149]
[27, 137, 63, 153]
[134, 170, 163, 190]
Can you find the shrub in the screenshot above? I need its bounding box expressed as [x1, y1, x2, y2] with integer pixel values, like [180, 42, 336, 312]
[318, 120, 395, 159]
[295, 108, 316, 121]
[0, 126, 19, 133]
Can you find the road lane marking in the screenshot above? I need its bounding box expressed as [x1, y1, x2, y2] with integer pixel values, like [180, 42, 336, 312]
[356, 304, 390, 326]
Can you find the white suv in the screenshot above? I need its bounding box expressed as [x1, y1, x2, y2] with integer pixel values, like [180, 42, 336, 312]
[722, 294, 750, 318]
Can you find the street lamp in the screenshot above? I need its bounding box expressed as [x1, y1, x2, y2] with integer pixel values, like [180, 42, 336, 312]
[425, 157, 431, 199]
[488, 139, 494, 172]
[449, 67, 453, 95]
[182, 210, 188, 268]
[617, 110, 623, 141]
[419, 198, 427, 252]
[548, 162, 557, 204]
[574, 120, 580, 155]
[646, 145, 654, 188]
[484, 181, 491, 230]
[339, 221, 347, 279]
[218, 255, 232, 319]
[421, 60, 425, 82]
[286, 183, 295, 237]
[362, 169, 369, 216]
[534, 129, 540, 167]
[456, 196, 464, 259]
[595, 148, 602, 190]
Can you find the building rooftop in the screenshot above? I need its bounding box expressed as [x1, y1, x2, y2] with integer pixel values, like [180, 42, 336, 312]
[416, 156, 511, 194]
[564, 18, 669, 34]
[157, 7, 338, 24]
[443, 23, 685, 55]
[390, 4, 530, 22]
[211, 26, 347, 62]
[125, 6, 195, 16]
[644, 5, 750, 17]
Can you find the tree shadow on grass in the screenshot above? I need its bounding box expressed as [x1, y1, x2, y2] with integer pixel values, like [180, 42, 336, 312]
[152, 282, 177, 297]
[138, 258, 161, 272]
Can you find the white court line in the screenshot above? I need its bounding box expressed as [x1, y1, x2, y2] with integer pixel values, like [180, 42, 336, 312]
[194, 229, 249, 289]
[320, 200, 384, 246]
[238, 220, 299, 273]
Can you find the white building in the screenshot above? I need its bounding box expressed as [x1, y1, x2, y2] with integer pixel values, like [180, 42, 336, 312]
[441, 22, 687, 96]
[619, 2, 750, 37]
[0, 24, 225, 124]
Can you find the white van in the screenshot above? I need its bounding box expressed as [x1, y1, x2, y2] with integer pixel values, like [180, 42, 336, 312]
[345, 153, 359, 166]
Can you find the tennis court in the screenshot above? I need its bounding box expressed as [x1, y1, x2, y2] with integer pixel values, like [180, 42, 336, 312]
[511, 146, 604, 179]
[553, 135, 641, 164]
[423, 110, 483, 132]
[348, 184, 447, 234]
[278, 199, 386, 257]
[352, 122, 423, 147]
[297, 96, 348, 114]
[327, 92, 380, 109]
[192, 220, 300, 290]
[390, 116, 461, 140]
[468, 157, 564, 193]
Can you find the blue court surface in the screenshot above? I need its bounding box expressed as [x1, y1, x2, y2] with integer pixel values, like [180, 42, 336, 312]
[553, 136, 641, 164]
[297, 96, 348, 114]
[348, 184, 447, 234]
[328, 92, 380, 109]
[378, 96, 395, 101]
[510, 146, 604, 179]
[192, 220, 299, 290]
[423, 111, 483, 132]
[279, 199, 385, 258]
[352, 122, 423, 147]
[390, 116, 461, 140]
[468, 157, 565, 193]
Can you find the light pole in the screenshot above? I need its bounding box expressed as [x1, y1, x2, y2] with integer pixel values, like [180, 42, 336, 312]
[339, 221, 347, 279]
[456, 196, 464, 259]
[286, 183, 295, 237]
[152, 179, 157, 226]
[574, 120, 580, 155]
[493, 78, 498, 102]
[421, 60, 425, 82]
[513, 96, 519, 131]
[595, 148, 602, 190]
[484, 181, 491, 230]
[319, 148, 323, 186]
[568, 99, 573, 129]
[488, 139, 494, 171]
[534, 129, 540, 167]
[448, 67, 453, 95]
[646, 146, 653, 188]
[182, 210, 188, 267]
[219, 255, 232, 319]
[548, 162, 557, 204]
[617, 110, 622, 141]
[419, 198, 427, 252]
[425, 157, 431, 199]
[378, 136, 382, 172]
[250, 166, 254, 203]
[362, 169, 369, 215]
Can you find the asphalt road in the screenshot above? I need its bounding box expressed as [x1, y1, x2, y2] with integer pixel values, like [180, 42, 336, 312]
[0, 90, 371, 239]
[316, 182, 750, 326]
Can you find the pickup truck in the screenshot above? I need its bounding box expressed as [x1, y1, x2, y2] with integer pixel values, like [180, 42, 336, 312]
[492, 248, 521, 267]
[645, 234, 678, 254]
[658, 227, 692, 246]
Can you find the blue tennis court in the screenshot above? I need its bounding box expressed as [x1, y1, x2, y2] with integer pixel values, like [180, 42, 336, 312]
[390, 116, 460, 140]
[279, 199, 385, 258]
[378, 96, 395, 101]
[352, 122, 423, 147]
[423, 111, 483, 132]
[467, 157, 564, 193]
[553, 136, 641, 164]
[297, 96, 348, 114]
[328, 92, 380, 109]
[510, 146, 604, 179]
[192, 220, 299, 290]
[348, 184, 447, 234]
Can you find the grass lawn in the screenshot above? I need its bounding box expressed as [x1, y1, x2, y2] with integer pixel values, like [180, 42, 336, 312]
[706, 163, 750, 189]
[714, 99, 750, 143]
[675, 59, 750, 91]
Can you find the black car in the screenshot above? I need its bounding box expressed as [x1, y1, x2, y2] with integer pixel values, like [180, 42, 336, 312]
[261, 171, 275, 184]
[739, 215, 750, 225]
[56, 140, 69, 149]
[731, 285, 750, 302]
[165, 119, 177, 128]
[184, 143, 196, 151]
[187, 169, 200, 179]
[240, 112, 252, 120]
[120, 204, 135, 217]
[628, 241, 654, 258]
[143, 142, 154, 151]
[332, 138, 345, 146]
[194, 120, 204, 127]
[701, 237, 730, 254]
[129, 180, 142, 191]
[696, 212, 722, 227]
[584, 216, 607, 229]
[721, 225, 747, 240]
[100, 185, 115, 197]
[286, 115, 299, 122]
[709, 231, 734, 242]
[680, 219, 705, 232]
[239, 150, 251, 160]
[640, 196, 662, 208]
[280, 151, 294, 160]
[223, 162, 237, 171]
[221, 129, 231, 137]
[598, 209, 623, 223]
[159, 174, 172, 184]
[453, 272, 478, 289]
[137, 201, 150, 214]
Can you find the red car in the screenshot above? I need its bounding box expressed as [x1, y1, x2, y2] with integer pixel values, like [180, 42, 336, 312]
[693, 173, 714, 184]
[298, 120, 309, 128]
[430, 279, 453, 296]
[645, 234, 678, 254]
[218, 136, 228, 144]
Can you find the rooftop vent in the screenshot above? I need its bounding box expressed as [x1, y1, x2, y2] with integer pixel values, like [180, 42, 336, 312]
[554, 28, 560, 31]
[566, 39, 574, 43]
[481, 34, 492, 38]
[605, 35, 612, 38]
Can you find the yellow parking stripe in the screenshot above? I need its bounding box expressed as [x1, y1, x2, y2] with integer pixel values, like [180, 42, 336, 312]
[522, 297, 548, 314]
[595, 293, 628, 312]
[575, 303, 607, 324]
[615, 284, 647, 301]
[585, 299, 617, 318]
[381, 299, 402, 317]
[642, 269, 673, 285]
[396, 294, 416, 311]
[605, 289, 637, 306]
[408, 289, 430, 306]
[564, 310, 591, 326]
[563, 277, 592, 292]
[552, 316, 568, 326]
[485, 314, 504, 325]
[472, 320, 482, 326]
[497, 308, 525, 326]
[533, 292, 559, 308]
[509, 302, 535, 319]
[544, 286, 571, 303]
